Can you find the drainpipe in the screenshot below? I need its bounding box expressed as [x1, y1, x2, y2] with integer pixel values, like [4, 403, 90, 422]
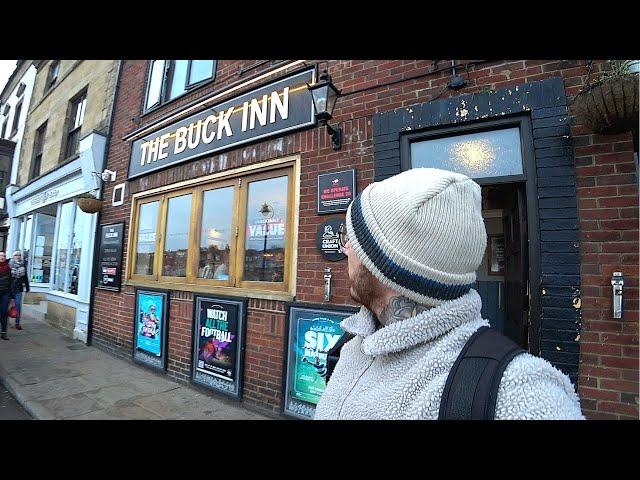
[86, 59, 122, 346]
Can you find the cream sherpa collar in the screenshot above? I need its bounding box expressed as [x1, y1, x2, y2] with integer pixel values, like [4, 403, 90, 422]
[340, 289, 483, 356]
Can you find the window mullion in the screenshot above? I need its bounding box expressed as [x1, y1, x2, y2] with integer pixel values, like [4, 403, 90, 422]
[187, 187, 202, 282]
[155, 195, 168, 280]
[63, 203, 77, 293]
[233, 176, 249, 288]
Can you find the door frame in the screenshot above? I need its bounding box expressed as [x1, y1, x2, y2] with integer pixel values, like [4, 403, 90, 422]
[400, 113, 541, 353]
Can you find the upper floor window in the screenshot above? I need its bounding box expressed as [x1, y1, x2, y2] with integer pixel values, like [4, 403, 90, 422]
[47, 61, 60, 89]
[62, 91, 87, 161]
[144, 60, 217, 111]
[10, 99, 23, 138]
[29, 121, 47, 181]
[0, 113, 8, 139]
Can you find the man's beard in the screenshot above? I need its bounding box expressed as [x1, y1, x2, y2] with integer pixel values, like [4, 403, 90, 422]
[349, 263, 384, 312]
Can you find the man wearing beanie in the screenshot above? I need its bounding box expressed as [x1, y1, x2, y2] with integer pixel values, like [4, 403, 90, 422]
[314, 168, 584, 420]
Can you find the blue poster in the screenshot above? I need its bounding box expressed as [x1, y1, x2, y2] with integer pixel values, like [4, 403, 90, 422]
[293, 315, 345, 405]
[136, 292, 164, 356]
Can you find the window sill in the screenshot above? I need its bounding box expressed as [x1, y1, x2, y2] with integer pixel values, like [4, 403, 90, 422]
[123, 279, 294, 302]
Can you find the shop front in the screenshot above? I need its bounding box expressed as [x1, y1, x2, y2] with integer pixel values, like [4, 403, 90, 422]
[7, 131, 105, 341]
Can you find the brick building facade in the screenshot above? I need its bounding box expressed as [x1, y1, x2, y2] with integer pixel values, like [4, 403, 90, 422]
[89, 60, 638, 419]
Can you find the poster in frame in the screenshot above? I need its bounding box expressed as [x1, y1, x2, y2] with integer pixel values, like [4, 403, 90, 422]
[132, 288, 170, 372]
[282, 302, 359, 419]
[488, 234, 506, 275]
[191, 294, 248, 400]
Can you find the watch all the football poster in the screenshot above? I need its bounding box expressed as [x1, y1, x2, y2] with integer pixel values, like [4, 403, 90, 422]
[191, 295, 247, 399]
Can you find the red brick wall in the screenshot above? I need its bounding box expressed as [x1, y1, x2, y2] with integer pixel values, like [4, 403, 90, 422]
[91, 59, 639, 418]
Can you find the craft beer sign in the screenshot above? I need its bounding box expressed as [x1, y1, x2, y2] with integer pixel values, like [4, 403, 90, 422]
[128, 68, 316, 179]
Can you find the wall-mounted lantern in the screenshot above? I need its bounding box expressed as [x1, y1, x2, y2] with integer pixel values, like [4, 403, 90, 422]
[307, 69, 342, 150]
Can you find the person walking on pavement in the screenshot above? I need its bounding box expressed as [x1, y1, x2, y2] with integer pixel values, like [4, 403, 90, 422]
[313, 168, 585, 420]
[9, 250, 29, 330]
[0, 251, 16, 340]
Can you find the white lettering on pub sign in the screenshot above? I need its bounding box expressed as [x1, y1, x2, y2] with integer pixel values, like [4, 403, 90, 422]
[128, 68, 316, 179]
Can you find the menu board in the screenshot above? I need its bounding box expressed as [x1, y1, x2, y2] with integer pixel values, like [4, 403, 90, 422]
[96, 223, 124, 291]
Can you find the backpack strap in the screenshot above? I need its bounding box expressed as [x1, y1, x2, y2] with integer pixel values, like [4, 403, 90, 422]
[325, 332, 354, 383]
[438, 326, 526, 420]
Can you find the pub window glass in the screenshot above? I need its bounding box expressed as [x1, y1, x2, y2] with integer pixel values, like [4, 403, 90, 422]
[168, 60, 189, 101]
[135, 201, 159, 275]
[198, 187, 233, 280]
[410, 127, 524, 179]
[188, 60, 215, 86]
[243, 176, 288, 283]
[162, 194, 192, 277]
[146, 60, 166, 110]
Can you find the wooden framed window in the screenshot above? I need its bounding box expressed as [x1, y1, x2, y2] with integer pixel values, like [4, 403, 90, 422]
[29, 121, 47, 181]
[128, 164, 295, 295]
[10, 99, 22, 137]
[47, 61, 60, 90]
[131, 197, 162, 280]
[63, 90, 87, 162]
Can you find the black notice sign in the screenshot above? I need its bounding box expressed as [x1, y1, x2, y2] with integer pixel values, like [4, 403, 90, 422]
[191, 295, 247, 399]
[317, 169, 356, 215]
[96, 222, 124, 291]
[316, 218, 346, 261]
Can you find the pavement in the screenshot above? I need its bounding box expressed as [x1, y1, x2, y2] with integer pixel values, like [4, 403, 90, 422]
[0, 304, 270, 420]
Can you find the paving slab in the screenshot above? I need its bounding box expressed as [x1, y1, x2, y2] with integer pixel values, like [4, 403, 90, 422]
[0, 312, 271, 421]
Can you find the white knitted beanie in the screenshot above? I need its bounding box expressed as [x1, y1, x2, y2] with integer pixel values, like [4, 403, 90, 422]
[346, 167, 486, 307]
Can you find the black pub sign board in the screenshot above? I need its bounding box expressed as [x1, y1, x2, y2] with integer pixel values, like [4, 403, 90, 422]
[317, 169, 356, 215]
[96, 222, 125, 291]
[128, 68, 316, 179]
[316, 218, 346, 261]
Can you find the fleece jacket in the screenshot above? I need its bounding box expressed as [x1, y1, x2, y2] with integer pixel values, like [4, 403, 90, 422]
[314, 289, 585, 420]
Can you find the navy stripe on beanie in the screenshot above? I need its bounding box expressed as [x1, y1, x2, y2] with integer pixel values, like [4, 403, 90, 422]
[350, 193, 473, 301]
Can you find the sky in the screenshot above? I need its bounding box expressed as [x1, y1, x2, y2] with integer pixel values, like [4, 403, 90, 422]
[0, 60, 18, 95]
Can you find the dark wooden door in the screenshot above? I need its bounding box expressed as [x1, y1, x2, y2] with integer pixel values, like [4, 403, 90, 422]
[502, 185, 529, 348]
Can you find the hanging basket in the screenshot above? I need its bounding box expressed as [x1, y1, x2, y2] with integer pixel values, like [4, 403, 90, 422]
[76, 195, 103, 213]
[572, 73, 639, 135]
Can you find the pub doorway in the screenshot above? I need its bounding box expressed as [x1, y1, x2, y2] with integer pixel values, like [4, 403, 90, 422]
[476, 182, 529, 349]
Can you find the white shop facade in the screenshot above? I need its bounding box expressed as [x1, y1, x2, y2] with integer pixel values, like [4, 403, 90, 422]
[6, 131, 106, 342]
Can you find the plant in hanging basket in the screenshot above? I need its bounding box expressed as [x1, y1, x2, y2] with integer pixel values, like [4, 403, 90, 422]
[572, 60, 639, 135]
[76, 192, 102, 213]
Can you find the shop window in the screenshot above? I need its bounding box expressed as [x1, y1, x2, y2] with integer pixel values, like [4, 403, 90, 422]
[46, 61, 60, 90]
[130, 166, 293, 294]
[52, 202, 90, 294]
[29, 121, 47, 181]
[144, 60, 217, 112]
[10, 99, 22, 138]
[28, 204, 57, 284]
[408, 127, 524, 180]
[63, 91, 87, 161]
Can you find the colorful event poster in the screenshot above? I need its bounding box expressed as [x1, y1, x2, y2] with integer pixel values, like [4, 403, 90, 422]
[195, 299, 239, 381]
[135, 292, 164, 356]
[283, 304, 357, 418]
[293, 316, 343, 404]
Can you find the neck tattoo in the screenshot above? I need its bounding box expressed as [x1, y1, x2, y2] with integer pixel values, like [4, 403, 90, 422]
[378, 296, 429, 327]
